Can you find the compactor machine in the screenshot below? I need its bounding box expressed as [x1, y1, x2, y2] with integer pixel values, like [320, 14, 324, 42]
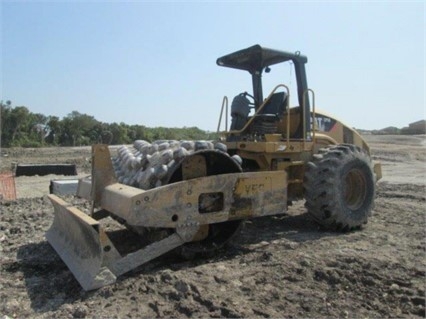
[46, 45, 382, 290]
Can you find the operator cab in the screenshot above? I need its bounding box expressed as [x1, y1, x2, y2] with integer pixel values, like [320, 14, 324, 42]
[229, 91, 287, 134]
[217, 44, 310, 140]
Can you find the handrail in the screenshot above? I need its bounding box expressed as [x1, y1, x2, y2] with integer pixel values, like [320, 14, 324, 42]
[285, 85, 290, 148]
[226, 84, 290, 137]
[216, 96, 228, 133]
[312, 132, 337, 145]
[302, 88, 316, 149]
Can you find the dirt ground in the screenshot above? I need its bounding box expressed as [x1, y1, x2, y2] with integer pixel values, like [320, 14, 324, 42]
[0, 135, 425, 318]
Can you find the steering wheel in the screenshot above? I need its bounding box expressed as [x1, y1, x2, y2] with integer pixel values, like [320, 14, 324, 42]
[241, 92, 257, 107]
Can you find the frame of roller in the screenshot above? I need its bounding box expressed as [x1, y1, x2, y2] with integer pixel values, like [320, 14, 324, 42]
[46, 144, 287, 290]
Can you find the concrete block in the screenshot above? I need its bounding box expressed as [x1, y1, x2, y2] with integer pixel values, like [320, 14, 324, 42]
[49, 179, 79, 195]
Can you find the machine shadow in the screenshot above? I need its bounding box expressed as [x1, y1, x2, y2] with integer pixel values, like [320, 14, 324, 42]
[238, 210, 339, 244]
[14, 241, 84, 313]
[125, 207, 351, 275]
[14, 229, 163, 313]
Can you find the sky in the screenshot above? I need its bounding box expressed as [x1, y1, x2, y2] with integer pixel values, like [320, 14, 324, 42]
[1, 1, 425, 131]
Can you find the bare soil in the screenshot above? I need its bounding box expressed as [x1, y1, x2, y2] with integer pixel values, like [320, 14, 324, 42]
[0, 135, 425, 318]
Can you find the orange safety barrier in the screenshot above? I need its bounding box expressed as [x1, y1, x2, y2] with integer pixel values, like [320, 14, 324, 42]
[0, 172, 17, 201]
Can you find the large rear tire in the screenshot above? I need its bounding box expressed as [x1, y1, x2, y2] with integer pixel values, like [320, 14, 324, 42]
[304, 144, 376, 231]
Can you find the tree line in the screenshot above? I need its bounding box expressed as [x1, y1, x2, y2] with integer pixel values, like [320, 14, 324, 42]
[0, 101, 218, 147]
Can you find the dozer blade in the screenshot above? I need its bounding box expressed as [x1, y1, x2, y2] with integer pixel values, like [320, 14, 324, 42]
[46, 193, 190, 290]
[46, 194, 119, 290]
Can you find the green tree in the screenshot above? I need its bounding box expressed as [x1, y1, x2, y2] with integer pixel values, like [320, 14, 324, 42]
[1, 102, 216, 147]
[46, 116, 61, 144]
[60, 111, 100, 146]
[108, 122, 130, 144]
[101, 130, 113, 144]
[0, 100, 12, 146]
[10, 106, 31, 145]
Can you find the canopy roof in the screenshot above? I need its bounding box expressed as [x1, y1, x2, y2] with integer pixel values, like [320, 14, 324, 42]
[216, 44, 307, 74]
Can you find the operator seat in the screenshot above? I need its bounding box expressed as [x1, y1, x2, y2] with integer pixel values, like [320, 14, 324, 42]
[258, 91, 287, 118]
[251, 92, 287, 134]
